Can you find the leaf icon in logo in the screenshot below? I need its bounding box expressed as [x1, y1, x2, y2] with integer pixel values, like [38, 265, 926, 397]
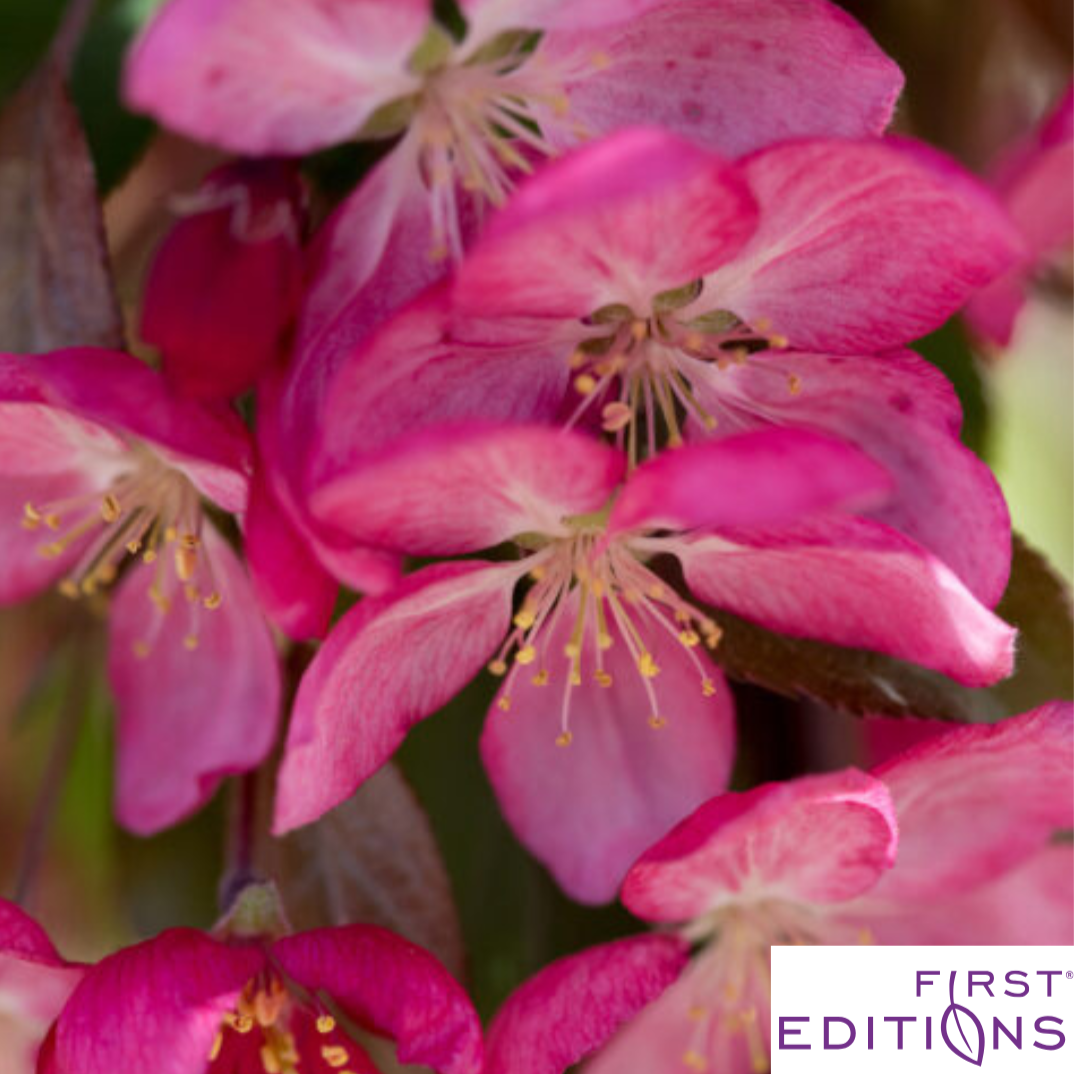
[940, 969, 985, 1066]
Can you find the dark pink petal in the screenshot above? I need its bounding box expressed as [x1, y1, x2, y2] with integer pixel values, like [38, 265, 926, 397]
[623, 770, 896, 922]
[274, 561, 523, 833]
[485, 935, 689, 1074]
[481, 593, 736, 904]
[273, 925, 482, 1073]
[865, 702, 1073, 902]
[313, 424, 623, 555]
[688, 349, 1012, 605]
[454, 129, 757, 320]
[245, 461, 339, 640]
[704, 139, 1021, 353]
[673, 518, 1015, 687]
[142, 160, 305, 400]
[608, 428, 890, 538]
[49, 930, 262, 1074]
[537, 0, 902, 158]
[0, 349, 251, 511]
[109, 527, 281, 835]
[860, 844, 1074, 946]
[124, 0, 427, 155]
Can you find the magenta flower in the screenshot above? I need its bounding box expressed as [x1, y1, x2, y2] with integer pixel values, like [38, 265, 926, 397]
[485, 935, 689, 1074]
[0, 900, 83, 1074]
[965, 82, 1074, 347]
[319, 129, 1020, 606]
[585, 702, 1073, 1074]
[0, 349, 280, 834]
[38, 885, 483, 1074]
[141, 159, 306, 401]
[125, 0, 902, 346]
[277, 422, 1013, 902]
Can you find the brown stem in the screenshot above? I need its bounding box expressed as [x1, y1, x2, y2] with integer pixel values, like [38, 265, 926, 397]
[50, 0, 99, 77]
[219, 770, 261, 912]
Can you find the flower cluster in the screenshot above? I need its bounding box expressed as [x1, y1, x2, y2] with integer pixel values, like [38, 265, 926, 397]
[1, 2, 1071, 1073]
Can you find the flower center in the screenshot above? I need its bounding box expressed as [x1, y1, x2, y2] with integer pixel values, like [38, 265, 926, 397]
[489, 524, 721, 745]
[566, 290, 802, 464]
[209, 975, 363, 1074]
[21, 445, 222, 654]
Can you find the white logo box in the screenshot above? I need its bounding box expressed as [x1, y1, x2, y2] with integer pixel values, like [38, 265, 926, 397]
[771, 946, 1074, 1072]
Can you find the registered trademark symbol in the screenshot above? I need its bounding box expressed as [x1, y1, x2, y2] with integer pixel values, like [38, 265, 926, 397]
[1066, 971, 1073, 980]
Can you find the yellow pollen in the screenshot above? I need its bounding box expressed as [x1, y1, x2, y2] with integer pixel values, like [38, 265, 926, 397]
[563, 641, 581, 659]
[488, 659, 508, 676]
[555, 731, 573, 747]
[204, 591, 222, 609]
[164, 525, 178, 542]
[630, 319, 648, 341]
[597, 631, 614, 650]
[787, 373, 803, 395]
[59, 579, 79, 599]
[126, 539, 142, 554]
[260, 1045, 281, 1074]
[208, 1030, 223, 1061]
[22, 502, 41, 529]
[769, 333, 789, 349]
[316, 1015, 336, 1034]
[531, 669, 550, 686]
[529, 565, 546, 581]
[684, 332, 705, 351]
[100, 494, 121, 522]
[231, 1014, 254, 1034]
[183, 634, 199, 651]
[143, 549, 158, 564]
[149, 586, 171, 612]
[648, 714, 667, 729]
[569, 668, 582, 686]
[515, 645, 537, 666]
[567, 349, 587, 369]
[594, 670, 613, 687]
[44, 513, 61, 531]
[637, 651, 660, 678]
[678, 629, 701, 647]
[647, 583, 665, 599]
[574, 373, 597, 395]
[497, 694, 512, 712]
[683, 1050, 708, 1071]
[322, 1045, 350, 1068]
[175, 544, 198, 582]
[701, 678, 717, 697]
[513, 608, 536, 629]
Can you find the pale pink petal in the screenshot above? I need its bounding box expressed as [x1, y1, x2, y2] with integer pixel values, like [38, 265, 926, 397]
[673, 518, 1016, 687]
[688, 349, 1012, 605]
[703, 140, 1021, 352]
[274, 561, 523, 833]
[244, 461, 339, 640]
[622, 770, 896, 923]
[607, 428, 890, 538]
[859, 844, 1074, 946]
[537, 0, 902, 158]
[460, 0, 661, 43]
[0, 901, 83, 1027]
[313, 424, 623, 554]
[109, 527, 281, 835]
[273, 925, 482, 1073]
[124, 0, 427, 154]
[454, 129, 757, 319]
[864, 702, 1073, 902]
[49, 930, 262, 1074]
[485, 935, 689, 1074]
[481, 592, 736, 904]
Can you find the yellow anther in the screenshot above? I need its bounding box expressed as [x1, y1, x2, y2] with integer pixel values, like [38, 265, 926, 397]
[601, 401, 632, 432]
[316, 1015, 337, 1034]
[787, 373, 803, 395]
[684, 332, 704, 351]
[44, 513, 61, 531]
[555, 731, 573, 747]
[488, 659, 508, 676]
[648, 714, 667, 729]
[683, 1051, 708, 1071]
[143, 549, 158, 564]
[567, 349, 587, 369]
[126, 539, 142, 554]
[100, 494, 121, 523]
[497, 695, 512, 712]
[701, 678, 717, 697]
[550, 92, 571, 116]
[594, 670, 613, 687]
[529, 565, 546, 580]
[597, 631, 614, 651]
[254, 985, 285, 1026]
[22, 503, 41, 529]
[531, 669, 550, 686]
[203, 591, 222, 610]
[180, 532, 200, 549]
[769, 333, 789, 349]
[209, 1031, 223, 1061]
[637, 651, 660, 678]
[232, 1014, 254, 1034]
[754, 317, 771, 331]
[59, 579, 79, 599]
[647, 583, 665, 599]
[185, 584, 201, 603]
[132, 640, 151, 659]
[574, 373, 597, 395]
[164, 526, 178, 542]
[176, 544, 198, 582]
[732, 349, 748, 366]
[689, 1005, 708, 1021]
[260, 1044, 282, 1073]
[513, 608, 536, 629]
[858, 927, 875, 945]
[149, 587, 171, 613]
[321, 1045, 350, 1068]
[515, 645, 537, 665]
[184, 634, 200, 651]
[590, 50, 611, 69]
[630, 319, 648, 342]
[569, 668, 582, 686]
[678, 629, 701, 647]
[563, 641, 581, 659]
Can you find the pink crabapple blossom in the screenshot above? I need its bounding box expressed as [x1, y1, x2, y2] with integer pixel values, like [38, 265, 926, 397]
[34, 883, 483, 1074]
[316, 128, 1021, 609]
[275, 422, 1015, 903]
[584, 701, 1074, 1074]
[0, 348, 280, 835]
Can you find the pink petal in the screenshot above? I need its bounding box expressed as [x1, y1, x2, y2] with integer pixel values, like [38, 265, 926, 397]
[244, 460, 339, 640]
[703, 139, 1021, 353]
[673, 518, 1016, 687]
[274, 561, 523, 833]
[124, 0, 427, 155]
[49, 930, 262, 1074]
[313, 424, 623, 554]
[607, 428, 891, 538]
[0, 900, 83, 1026]
[485, 935, 689, 1074]
[537, 0, 903, 157]
[141, 160, 306, 401]
[109, 527, 281, 835]
[861, 844, 1074, 946]
[454, 129, 757, 319]
[688, 349, 1012, 606]
[273, 925, 482, 1074]
[865, 702, 1074, 902]
[460, 0, 661, 42]
[480, 592, 736, 904]
[622, 769, 896, 922]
